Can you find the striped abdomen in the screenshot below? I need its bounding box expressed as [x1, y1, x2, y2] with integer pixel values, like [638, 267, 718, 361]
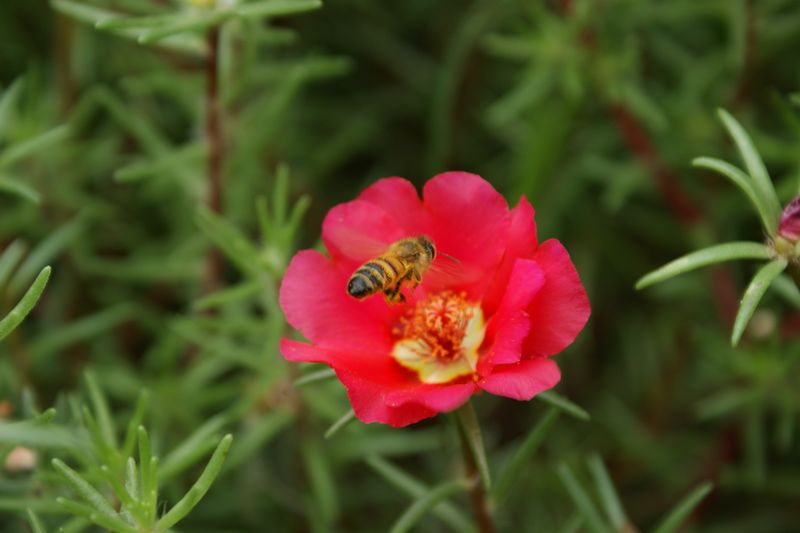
[347, 255, 406, 299]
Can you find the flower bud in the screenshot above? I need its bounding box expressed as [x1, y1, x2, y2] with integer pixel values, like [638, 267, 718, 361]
[4, 447, 37, 473]
[778, 197, 800, 242]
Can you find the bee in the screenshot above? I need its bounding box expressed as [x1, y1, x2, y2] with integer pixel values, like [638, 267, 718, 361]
[347, 236, 438, 304]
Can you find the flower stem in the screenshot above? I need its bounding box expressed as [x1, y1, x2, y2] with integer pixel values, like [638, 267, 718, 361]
[455, 402, 495, 533]
[205, 24, 223, 294]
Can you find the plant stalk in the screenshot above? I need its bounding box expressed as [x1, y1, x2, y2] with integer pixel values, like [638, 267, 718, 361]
[455, 404, 495, 533]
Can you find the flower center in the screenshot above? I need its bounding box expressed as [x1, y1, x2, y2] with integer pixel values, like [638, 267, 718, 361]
[391, 291, 485, 384]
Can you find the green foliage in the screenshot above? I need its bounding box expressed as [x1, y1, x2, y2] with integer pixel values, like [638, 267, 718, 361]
[1, 0, 799, 531]
[637, 110, 797, 346]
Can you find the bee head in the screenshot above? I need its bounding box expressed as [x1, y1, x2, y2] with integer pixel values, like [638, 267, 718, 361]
[419, 236, 435, 261]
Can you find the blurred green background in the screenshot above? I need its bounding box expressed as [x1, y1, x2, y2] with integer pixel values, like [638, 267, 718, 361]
[1, 0, 800, 531]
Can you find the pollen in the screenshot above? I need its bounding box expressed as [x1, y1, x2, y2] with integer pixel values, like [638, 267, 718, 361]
[391, 291, 485, 384]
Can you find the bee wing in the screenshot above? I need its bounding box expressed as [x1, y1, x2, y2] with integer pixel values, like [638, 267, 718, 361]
[327, 225, 392, 263]
[426, 252, 463, 283]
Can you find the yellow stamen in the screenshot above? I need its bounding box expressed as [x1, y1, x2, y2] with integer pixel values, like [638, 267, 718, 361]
[392, 291, 485, 384]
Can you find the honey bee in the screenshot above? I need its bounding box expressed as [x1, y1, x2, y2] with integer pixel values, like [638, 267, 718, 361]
[347, 236, 438, 304]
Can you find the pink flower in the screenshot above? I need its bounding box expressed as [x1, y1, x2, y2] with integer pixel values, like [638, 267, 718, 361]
[279, 172, 590, 427]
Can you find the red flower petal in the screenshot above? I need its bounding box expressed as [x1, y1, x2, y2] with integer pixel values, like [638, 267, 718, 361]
[486, 258, 544, 337]
[478, 259, 545, 373]
[478, 358, 561, 400]
[279, 250, 398, 352]
[385, 382, 476, 412]
[280, 339, 395, 378]
[322, 200, 407, 266]
[523, 239, 591, 358]
[422, 172, 510, 298]
[483, 196, 538, 313]
[357, 177, 429, 235]
[281, 340, 476, 426]
[336, 369, 439, 427]
[478, 311, 530, 376]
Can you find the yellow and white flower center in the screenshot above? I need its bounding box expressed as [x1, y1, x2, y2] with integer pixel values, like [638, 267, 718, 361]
[391, 291, 485, 384]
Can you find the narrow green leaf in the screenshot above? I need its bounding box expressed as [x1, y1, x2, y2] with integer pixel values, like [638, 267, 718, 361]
[99, 465, 139, 520]
[537, 391, 590, 421]
[0, 418, 82, 451]
[692, 157, 772, 233]
[51, 0, 119, 26]
[223, 410, 293, 472]
[651, 482, 713, 533]
[302, 440, 339, 526]
[0, 79, 23, 139]
[84, 370, 118, 450]
[285, 195, 311, 243]
[9, 216, 82, 293]
[53, 0, 204, 55]
[587, 455, 628, 531]
[0, 240, 25, 290]
[234, 0, 322, 19]
[731, 259, 787, 346]
[696, 388, 760, 420]
[158, 415, 228, 482]
[256, 196, 272, 242]
[455, 402, 491, 491]
[192, 280, 262, 311]
[636, 242, 770, 290]
[0, 175, 40, 204]
[26, 508, 47, 533]
[272, 164, 290, 227]
[0, 266, 51, 342]
[388, 479, 469, 533]
[324, 409, 355, 439]
[366, 455, 474, 533]
[493, 408, 560, 503]
[57, 516, 91, 533]
[122, 390, 150, 458]
[769, 274, 800, 309]
[51, 459, 118, 519]
[137, 12, 226, 44]
[294, 367, 336, 388]
[557, 463, 612, 533]
[125, 457, 139, 503]
[137, 426, 155, 520]
[195, 206, 262, 275]
[81, 406, 112, 459]
[717, 109, 781, 233]
[0, 499, 61, 514]
[0, 125, 71, 168]
[56, 497, 137, 533]
[114, 142, 206, 183]
[29, 303, 137, 357]
[147, 457, 159, 520]
[72, 87, 168, 155]
[155, 434, 233, 532]
[96, 12, 190, 30]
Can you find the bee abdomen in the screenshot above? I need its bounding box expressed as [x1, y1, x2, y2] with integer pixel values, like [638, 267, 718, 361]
[347, 257, 402, 299]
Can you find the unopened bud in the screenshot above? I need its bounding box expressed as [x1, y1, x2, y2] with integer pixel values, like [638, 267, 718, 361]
[778, 197, 800, 242]
[4, 447, 37, 473]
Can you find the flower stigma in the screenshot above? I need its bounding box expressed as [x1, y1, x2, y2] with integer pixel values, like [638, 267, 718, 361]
[392, 291, 485, 384]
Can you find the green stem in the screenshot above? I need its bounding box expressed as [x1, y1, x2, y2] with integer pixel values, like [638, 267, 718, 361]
[454, 402, 495, 533]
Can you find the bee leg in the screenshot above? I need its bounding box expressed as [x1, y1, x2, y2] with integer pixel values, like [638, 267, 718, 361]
[404, 269, 421, 299]
[384, 280, 406, 304]
[384, 289, 406, 304]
